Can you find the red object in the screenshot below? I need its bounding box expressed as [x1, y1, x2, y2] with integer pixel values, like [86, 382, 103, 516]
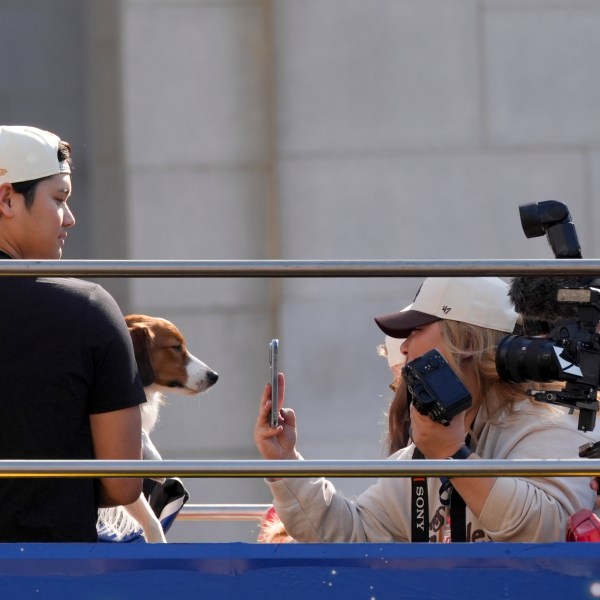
[566, 509, 600, 542]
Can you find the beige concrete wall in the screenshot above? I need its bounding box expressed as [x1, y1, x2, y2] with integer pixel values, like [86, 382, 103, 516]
[4, 0, 600, 542]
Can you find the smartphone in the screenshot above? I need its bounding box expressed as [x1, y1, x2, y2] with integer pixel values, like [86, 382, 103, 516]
[269, 339, 279, 428]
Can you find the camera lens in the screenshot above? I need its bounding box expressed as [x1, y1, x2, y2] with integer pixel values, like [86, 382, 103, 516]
[496, 335, 561, 383]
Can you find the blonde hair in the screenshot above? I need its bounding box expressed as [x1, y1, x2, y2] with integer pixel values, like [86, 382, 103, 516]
[437, 319, 534, 417]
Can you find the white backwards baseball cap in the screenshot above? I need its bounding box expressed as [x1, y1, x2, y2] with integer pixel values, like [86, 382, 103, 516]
[0, 125, 70, 185]
[375, 277, 517, 338]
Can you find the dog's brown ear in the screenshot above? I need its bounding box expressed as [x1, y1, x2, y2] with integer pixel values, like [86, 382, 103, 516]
[129, 325, 155, 386]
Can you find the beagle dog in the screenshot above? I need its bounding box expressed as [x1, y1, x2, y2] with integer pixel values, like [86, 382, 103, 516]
[97, 314, 218, 543]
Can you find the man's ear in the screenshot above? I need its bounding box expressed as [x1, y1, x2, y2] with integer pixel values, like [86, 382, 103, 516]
[0, 183, 14, 217]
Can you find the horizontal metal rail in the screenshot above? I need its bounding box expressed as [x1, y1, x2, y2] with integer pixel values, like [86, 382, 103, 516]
[1, 258, 600, 277]
[4, 261, 596, 527]
[178, 504, 271, 521]
[0, 459, 598, 478]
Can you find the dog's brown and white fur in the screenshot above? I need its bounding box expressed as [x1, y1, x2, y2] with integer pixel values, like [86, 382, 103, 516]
[97, 314, 218, 543]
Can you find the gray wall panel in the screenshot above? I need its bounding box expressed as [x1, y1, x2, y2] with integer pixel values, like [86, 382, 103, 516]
[276, 0, 480, 154]
[486, 7, 600, 145]
[4, 0, 600, 543]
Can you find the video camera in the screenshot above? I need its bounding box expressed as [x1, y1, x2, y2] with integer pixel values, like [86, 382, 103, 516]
[495, 200, 600, 432]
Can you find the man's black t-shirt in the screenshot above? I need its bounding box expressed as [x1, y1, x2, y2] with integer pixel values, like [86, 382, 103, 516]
[0, 272, 146, 541]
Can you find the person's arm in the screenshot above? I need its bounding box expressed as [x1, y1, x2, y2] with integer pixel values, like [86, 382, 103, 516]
[90, 405, 143, 507]
[255, 374, 414, 542]
[254, 373, 300, 463]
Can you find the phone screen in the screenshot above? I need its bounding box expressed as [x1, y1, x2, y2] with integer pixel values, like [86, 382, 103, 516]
[269, 339, 279, 428]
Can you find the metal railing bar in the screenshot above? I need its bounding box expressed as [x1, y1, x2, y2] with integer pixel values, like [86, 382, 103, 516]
[178, 504, 271, 521]
[0, 459, 598, 478]
[2, 259, 600, 278]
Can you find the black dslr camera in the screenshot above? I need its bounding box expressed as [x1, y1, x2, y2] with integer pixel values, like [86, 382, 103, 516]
[403, 348, 472, 426]
[495, 200, 600, 432]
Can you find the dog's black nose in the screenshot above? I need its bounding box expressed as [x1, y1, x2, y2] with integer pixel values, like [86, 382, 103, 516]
[208, 370, 219, 383]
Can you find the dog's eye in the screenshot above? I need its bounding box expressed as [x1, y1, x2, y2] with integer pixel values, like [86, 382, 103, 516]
[171, 344, 183, 352]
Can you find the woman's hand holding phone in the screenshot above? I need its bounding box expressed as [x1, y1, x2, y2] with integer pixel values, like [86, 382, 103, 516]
[254, 371, 299, 461]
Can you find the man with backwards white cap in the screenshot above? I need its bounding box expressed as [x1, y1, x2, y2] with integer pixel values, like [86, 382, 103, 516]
[0, 126, 145, 542]
[255, 277, 597, 543]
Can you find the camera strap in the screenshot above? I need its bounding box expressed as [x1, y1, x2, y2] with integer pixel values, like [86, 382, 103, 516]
[450, 488, 467, 542]
[438, 479, 468, 542]
[438, 439, 471, 542]
[411, 443, 469, 543]
[410, 447, 430, 542]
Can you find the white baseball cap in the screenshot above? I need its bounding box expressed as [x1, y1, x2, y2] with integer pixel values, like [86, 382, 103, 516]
[375, 277, 517, 338]
[0, 125, 70, 185]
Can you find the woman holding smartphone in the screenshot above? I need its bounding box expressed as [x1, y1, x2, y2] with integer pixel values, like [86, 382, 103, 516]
[254, 277, 597, 543]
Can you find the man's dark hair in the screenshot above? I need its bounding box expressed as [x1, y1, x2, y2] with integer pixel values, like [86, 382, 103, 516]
[10, 140, 72, 209]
